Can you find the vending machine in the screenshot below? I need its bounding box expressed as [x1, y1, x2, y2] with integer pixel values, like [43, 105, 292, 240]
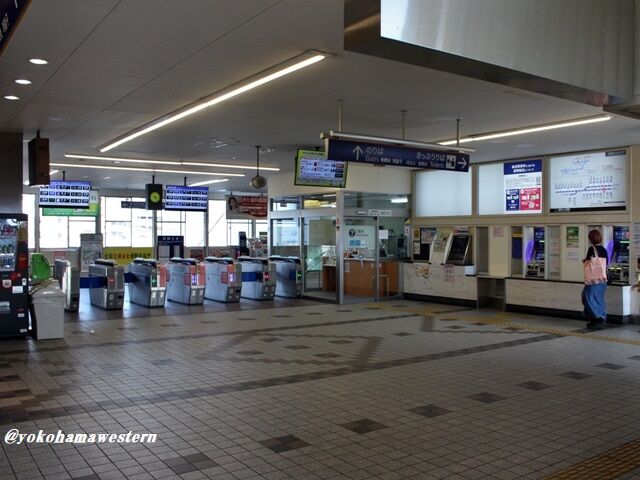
[0, 214, 29, 337]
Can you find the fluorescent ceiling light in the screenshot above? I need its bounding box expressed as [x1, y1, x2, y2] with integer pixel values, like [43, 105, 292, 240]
[28, 58, 48, 65]
[100, 51, 328, 152]
[322, 194, 337, 197]
[189, 178, 229, 187]
[4, 95, 19, 100]
[437, 114, 611, 145]
[14, 79, 31, 85]
[65, 153, 280, 171]
[390, 197, 408, 204]
[50, 163, 245, 176]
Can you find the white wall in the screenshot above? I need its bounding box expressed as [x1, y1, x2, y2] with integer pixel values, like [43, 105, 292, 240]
[269, 163, 411, 197]
[488, 226, 509, 277]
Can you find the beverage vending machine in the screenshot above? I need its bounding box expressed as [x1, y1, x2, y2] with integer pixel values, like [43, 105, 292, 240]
[0, 214, 29, 337]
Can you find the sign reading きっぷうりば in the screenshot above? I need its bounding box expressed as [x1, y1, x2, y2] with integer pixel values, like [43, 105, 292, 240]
[504, 159, 542, 214]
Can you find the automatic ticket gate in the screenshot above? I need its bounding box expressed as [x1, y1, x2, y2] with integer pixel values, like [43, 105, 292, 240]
[166, 258, 205, 305]
[128, 258, 167, 307]
[89, 259, 125, 310]
[238, 257, 276, 300]
[53, 259, 80, 312]
[268, 256, 302, 298]
[204, 257, 242, 303]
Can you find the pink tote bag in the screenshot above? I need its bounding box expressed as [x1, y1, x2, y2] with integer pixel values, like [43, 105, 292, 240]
[583, 247, 607, 285]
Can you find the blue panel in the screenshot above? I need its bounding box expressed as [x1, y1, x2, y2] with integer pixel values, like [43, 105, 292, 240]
[242, 271, 259, 282]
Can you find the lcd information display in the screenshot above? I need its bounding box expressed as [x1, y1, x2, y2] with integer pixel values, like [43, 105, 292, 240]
[295, 149, 347, 188]
[164, 185, 208, 211]
[549, 150, 627, 212]
[39, 181, 91, 209]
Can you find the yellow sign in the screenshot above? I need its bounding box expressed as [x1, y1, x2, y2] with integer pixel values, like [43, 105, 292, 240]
[103, 247, 153, 264]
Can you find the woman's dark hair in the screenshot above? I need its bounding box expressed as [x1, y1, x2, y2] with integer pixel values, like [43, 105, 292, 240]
[588, 229, 602, 245]
[228, 196, 237, 208]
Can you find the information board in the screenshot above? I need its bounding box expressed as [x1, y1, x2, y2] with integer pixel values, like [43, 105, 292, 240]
[42, 191, 99, 216]
[504, 160, 542, 214]
[164, 185, 208, 211]
[295, 149, 347, 188]
[549, 150, 627, 212]
[39, 181, 91, 209]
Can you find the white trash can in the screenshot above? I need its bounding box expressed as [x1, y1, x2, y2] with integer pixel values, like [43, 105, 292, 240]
[31, 284, 66, 340]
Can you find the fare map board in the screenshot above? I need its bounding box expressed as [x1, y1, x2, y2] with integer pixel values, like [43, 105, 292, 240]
[549, 150, 626, 212]
[504, 159, 542, 214]
[39, 181, 91, 209]
[164, 185, 208, 211]
[295, 149, 347, 188]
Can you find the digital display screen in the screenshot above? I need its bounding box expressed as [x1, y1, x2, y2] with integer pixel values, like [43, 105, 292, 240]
[295, 149, 347, 188]
[39, 181, 91, 209]
[535, 249, 545, 261]
[447, 235, 469, 263]
[549, 150, 627, 212]
[165, 185, 208, 211]
[616, 253, 628, 264]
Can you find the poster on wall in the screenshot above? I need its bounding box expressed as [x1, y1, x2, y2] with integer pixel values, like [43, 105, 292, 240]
[565, 226, 580, 248]
[433, 228, 452, 253]
[226, 195, 268, 219]
[549, 150, 627, 212]
[344, 225, 376, 250]
[103, 247, 153, 264]
[79, 233, 103, 272]
[504, 159, 542, 214]
[420, 227, 436, 244]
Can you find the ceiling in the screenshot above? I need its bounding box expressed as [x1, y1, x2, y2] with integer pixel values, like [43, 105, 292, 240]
[1, 0, 639, 194]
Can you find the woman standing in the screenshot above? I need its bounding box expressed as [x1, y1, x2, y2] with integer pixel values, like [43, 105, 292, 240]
[582, 229, 608, 330]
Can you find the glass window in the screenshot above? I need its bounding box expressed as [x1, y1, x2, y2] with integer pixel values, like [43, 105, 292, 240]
[22, 194, 36, 248]
[229, 220, 251, 245]
[132, 208, 153, 247]
[272, 219, 299, 246]
[208, 200, 227, 246]
[39, 216, 68, 249]
[69, 218, 96, 247]
[255, 220, 268, 239]
[185, 212, 205, 246]
[478, 163, 504, 215]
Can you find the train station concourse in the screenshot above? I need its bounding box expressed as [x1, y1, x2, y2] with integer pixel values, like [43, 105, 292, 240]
[2, 1, 640, 479]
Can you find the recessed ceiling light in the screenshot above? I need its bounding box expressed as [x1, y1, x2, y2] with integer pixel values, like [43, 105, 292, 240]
[14, 79, 31, 85]
[4, 95, 19, 100]
[28, 58, 48, 65]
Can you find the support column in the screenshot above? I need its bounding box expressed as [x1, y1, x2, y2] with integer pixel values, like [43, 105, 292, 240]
[0, 132, 23, 213]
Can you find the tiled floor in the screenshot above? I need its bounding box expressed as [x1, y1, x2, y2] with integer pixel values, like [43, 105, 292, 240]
[2, 299, 640, 479]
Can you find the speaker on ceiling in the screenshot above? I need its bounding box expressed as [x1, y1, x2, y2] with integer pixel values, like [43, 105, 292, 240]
[145, 183, 163, 210]
[28, 135, 50, 186]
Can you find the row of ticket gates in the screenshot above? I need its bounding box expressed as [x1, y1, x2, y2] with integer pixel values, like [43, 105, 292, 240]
[53, 256, 303, 311]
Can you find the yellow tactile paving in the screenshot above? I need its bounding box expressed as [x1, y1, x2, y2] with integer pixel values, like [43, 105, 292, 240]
[378, 303, 640, 347]
[543, 437, 640, 479]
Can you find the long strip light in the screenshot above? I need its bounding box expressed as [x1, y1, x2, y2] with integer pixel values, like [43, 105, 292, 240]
[100, 51, 328, 152]
[437, 114, 612, 146]
[50, 163, 245, 177]
[189, 178, 229, 187]
[65, 153, 280, 171]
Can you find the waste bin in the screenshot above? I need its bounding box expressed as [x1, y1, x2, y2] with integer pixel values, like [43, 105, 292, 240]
[30, 282, 66, 340]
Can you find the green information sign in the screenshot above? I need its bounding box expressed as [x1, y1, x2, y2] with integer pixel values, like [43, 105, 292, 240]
[42, 191, 100, 217]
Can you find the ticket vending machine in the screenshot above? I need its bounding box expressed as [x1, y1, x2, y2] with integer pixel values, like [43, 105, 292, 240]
[268, 256, 303, 298]
[127, 258, 167, 307]
[607, 226, 629, 284]
[89, 259, 125, 310]
[525, 227, 546, 278]
[54, 259, 80, 312]
[238, 257, 276, 300]
[445, 234, 472, 266]
[166, 258, 205, 305]
[204, 257, 242, 303]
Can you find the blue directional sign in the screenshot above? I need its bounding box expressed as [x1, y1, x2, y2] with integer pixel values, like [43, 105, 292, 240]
[326, 139, 469, 172]
[0, 0, 30, 56]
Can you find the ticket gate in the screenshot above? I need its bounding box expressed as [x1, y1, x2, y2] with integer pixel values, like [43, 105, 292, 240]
[237, 257, 276, 300]
[166, 258, 205, 305]
[53, 259, 80, 312]
[128, 258, 167, 307]
[269, 256, 302, 298]
[204, 257, 242, 303]
[88, 259, 125, 310]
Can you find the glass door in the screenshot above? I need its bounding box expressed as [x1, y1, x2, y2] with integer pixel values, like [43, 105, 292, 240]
[302, 216, 336, 301]
[342, 217, 378, 304]
[270, 218, 300, 257]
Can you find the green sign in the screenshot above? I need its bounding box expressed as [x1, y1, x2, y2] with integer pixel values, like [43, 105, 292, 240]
[42, 191, 99, 217]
